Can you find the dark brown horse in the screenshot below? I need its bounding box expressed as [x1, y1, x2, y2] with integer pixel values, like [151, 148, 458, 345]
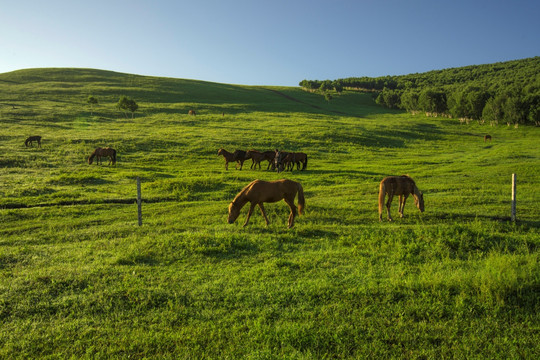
[484, 134, 492, 142]
[274, 150, 307, 172]
[282, 152, 308, 171]
[25, 136, 42, 148]
[228, 179, 305, 228]
[88, 147, 117, 165]
[217, 148, 247, 170]
[379, 175, 424, 221]
[246, 150, 275, 170]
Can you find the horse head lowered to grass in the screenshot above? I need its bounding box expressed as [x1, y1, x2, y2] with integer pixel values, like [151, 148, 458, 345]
[228, 179, 305, 228]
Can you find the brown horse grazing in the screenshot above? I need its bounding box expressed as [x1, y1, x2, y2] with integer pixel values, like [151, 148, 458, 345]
[25, 136, 42, 148]
[378, 175, 424, 221]
[246, 150, 275, 170]
[88, 147, 117, 165]
[217, 148, 247, 170]
[484, 134, 492, 142]
[228, 179, 305, 228]
[188, 109, 196, 116]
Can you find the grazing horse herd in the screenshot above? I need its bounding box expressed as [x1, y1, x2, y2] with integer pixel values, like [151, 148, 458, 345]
[218, 148, 308, 173]
[219, 147, 425, 227]
[23, 132, 495, 228]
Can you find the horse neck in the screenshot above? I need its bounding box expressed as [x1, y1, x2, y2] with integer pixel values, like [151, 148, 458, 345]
[222, 150, 233, 160]
[232, 191, 249, 209]
[411, 185, 421, 199]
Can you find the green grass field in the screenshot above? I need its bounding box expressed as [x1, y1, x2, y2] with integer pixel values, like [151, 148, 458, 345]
[1, 68, 539, 359]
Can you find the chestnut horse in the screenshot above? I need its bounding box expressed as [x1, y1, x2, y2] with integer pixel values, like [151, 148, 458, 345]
[188, 109, 196, 116]
[246, 150, 275, 170]
[88, 147, 117, 165]
[228, 179, 305, 228]
[218, 148, 247, 170]
[378, 175, 424, 221]
[25, 135, 42, 148]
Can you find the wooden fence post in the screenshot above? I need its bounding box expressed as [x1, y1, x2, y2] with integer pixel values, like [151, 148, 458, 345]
[511, 173, 516, 222]
[137, 177, 142, 226]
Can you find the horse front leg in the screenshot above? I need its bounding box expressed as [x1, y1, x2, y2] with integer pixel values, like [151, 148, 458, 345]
[258, 203, 270, 226]
[243, 203, 256, 227]
[400, 195, 409, 218]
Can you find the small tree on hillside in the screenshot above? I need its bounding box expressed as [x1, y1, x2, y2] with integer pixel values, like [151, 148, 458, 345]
[319, 80, 333, 93]
[324, 93, 333, 102]
[118, 96, 139, 119]
[87, 95, 98, 115]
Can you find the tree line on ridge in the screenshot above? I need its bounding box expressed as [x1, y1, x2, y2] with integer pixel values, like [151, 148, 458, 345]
[300, 57, 540, 125]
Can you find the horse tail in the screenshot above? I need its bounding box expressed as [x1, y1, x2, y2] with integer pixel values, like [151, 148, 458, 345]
[297, 182, 305, 215]
[378, 180, 386, 220]
[112, 149, 117, 165]
[303, 155, 308, 170]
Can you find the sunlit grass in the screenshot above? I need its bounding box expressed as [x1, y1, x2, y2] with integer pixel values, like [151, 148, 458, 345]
[0, 68, 539, 358]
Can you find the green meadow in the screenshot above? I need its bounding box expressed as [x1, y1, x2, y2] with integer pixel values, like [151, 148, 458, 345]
[0, 68, 539, 359]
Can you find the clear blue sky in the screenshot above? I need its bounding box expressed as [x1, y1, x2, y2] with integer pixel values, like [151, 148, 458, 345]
[1, 0, 538, 86]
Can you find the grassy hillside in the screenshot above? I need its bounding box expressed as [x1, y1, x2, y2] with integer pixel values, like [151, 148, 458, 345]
[0, 68, 539, 359]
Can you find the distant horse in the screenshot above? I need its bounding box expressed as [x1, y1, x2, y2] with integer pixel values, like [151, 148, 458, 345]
[188, 109, 196, 116]
[88, 147, 117, 165]
[233, 150, 247, 170]
[282, 152, 308, 171]
[218, 148, 247, 170]
[228, 179, 305, 228]
[25, 136, 42, 148]
[484, 134, 492, 142]
[378, 175, 424, 221]
[246, 150, 275, 170]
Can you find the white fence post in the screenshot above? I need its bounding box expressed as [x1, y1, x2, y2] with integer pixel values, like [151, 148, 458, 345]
[137, 177, 142, 226]
[511, 173, 516, 222]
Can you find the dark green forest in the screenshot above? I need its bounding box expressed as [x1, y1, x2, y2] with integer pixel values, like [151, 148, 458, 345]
[300, 57, 540, 125]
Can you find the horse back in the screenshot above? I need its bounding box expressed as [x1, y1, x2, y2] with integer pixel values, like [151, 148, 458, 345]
[380, 176, 415, 195]
[243, 179, 299, 203]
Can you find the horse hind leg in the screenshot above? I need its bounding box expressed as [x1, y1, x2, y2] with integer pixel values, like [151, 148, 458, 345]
[386, 193, 394, 221]
[284, 197, 297, 228]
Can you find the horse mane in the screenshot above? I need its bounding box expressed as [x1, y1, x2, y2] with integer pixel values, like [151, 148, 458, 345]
[232, 180, 256, 204]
